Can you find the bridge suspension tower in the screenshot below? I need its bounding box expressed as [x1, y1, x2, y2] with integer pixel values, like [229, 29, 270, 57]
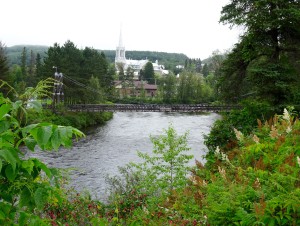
[52, 67, 64, 106]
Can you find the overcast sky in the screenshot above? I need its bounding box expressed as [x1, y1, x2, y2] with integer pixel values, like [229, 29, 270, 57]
[1, 0, 242, 59]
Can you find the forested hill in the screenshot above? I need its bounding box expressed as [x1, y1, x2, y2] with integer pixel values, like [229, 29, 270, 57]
[6, 45, 189, 69]
[101, 50, 188, 69]
[6, 45, 49, 66]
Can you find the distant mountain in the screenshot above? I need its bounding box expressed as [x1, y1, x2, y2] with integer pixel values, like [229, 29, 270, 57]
[6, 45, 189, 70]
[6, 45, 48, 66]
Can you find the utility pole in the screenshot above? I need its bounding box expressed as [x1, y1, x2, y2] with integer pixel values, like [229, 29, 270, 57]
[52, 66, 64, 108]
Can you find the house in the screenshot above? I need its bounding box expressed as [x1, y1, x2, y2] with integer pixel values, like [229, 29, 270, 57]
[114, 80, 157, 98]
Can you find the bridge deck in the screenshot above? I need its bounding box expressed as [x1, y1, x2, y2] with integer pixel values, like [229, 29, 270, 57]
[66, 104, 240, 113]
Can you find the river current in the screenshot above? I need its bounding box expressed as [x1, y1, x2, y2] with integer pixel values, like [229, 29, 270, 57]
[26, 112, 220, 201]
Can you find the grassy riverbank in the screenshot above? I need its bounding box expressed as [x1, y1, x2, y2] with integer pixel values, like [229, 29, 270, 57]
[27, 108, 113, 130]
[1, 95, 299, 225]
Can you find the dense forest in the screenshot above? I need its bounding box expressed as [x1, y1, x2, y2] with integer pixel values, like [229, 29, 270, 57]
[2, 42, 216, 104]
[5, 45, 189, 71]
[0, 0, 300, 225]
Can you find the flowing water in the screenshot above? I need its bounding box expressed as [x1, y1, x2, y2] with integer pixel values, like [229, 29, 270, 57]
[26, 112, 220, 201]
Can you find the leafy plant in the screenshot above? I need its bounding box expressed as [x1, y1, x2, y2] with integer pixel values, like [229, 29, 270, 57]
[106, 125, 193, 224]
[0, 80, 84, 225]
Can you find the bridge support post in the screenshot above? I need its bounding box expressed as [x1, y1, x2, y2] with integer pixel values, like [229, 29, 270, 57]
[52, 67, 64, 110]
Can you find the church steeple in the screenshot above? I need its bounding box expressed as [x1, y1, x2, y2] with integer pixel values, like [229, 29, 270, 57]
[118, 24, 124, 48]
[115, 25, 126, 65]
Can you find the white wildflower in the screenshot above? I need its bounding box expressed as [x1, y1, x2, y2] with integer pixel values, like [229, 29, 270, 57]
[215, 146, 220, 155]
[253, 134, 260, 144]
[218, 166, 226, 179]
[283, 108, 290, 122]
[143, 205, 149, 215]
[286, 126, 292, 134]
[270, 125, 279, 139]
[233, 128, 244, 141]
[297, 156, 300, 167]
[190, 176, 198, 185]
[221, 152, 230, 163]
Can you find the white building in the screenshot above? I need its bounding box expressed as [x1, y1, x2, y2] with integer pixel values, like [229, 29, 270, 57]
[115, 28, 168, 79]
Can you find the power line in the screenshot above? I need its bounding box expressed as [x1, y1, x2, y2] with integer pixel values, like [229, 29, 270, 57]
[63, 74, 103, 95]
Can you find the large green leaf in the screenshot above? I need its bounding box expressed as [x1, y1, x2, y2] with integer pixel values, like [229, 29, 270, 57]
[0, 121, 10, 133]
[58, 126, 73, 147]
[5, 164, 17, 182]
[37, 125, 53, 148]
[30, 125, 53, 149]
[23, 137, 37, 151]
[33, 158, 52, 178]
[34, 187, 49, 210]
[19, 187, 33, 208]
[50, 127, 61, 151]
[27, 100, 42, 112]
[0, 103, 11, 120]
[21, 159, 35, 175]
[0, 148, 17, 172]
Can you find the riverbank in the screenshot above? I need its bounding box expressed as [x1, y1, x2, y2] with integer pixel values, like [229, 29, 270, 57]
[27, 109, 113, 130]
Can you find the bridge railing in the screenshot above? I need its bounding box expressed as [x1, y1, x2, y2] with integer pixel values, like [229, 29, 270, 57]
[66, 104, 241, 113]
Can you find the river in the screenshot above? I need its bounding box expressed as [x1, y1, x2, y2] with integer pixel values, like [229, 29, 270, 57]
[26, 112, 220, 201]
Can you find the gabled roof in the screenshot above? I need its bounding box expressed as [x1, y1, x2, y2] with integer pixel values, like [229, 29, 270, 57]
[114, 80, 157, 90]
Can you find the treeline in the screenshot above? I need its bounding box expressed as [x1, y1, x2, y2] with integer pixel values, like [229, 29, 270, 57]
[1, 41, 115, 104]
[5, 46, 189, 72]
[5, 45, 48, 66]
[215, 0, 300, 106]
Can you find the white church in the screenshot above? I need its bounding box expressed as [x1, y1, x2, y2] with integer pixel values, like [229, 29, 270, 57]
[115, 28, 169, 79]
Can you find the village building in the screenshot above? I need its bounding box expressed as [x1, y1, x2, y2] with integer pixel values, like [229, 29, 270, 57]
[114, 27, 168, 97]
[115, 28, 168, 79]
[114, 80, 157, 98]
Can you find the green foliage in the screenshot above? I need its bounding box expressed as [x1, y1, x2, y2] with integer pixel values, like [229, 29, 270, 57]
[204, 100, 273, 167]
[0, 84, 84, 224]
[40, 41, 113, 104]
[218, 0, 300, 105]
[43, 188, 106, 225]
[106, 125, 193, 223]
[192, 108, 300, 225]
[143, 62, 155, 84]
[0, 42, 11, 97]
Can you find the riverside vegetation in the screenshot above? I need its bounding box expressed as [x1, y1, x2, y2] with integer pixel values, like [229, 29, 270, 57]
[0, 79, 299, 225]
[1, 0, 300, 224]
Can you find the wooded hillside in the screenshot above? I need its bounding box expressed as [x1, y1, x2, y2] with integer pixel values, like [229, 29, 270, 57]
[6, 45, 189, 70]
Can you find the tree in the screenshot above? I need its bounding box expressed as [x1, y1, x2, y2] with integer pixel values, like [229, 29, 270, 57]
[0, 41, 10, 96]
[41, 41, 110, 104]
[35, 53, 42, 79]
[107, 125, 193, 207]
[219, 0, 300, 104]
[159, 73, 177, 103]
[21, 47, 27, 79]
[143, 61, 155, 84]
[202, 63, 209, 77]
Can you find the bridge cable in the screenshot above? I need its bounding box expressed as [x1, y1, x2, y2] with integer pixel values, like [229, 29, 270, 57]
[63, 74, 103, 95]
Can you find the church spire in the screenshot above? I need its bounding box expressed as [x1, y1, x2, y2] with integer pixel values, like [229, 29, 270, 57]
[115, 24, 126, 66]
[118, 24, 124, 48]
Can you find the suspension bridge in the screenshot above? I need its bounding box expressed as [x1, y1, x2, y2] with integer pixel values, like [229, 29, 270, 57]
[51, 71, 240, 113]
[66, 104, 240, 113]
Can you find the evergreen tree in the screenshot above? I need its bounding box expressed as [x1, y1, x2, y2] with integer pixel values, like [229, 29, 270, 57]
[35, 53, 42, 78]
[202, 63, 209, 77]
[21, 47, 27, 79]
[0, 41, 10, 96]
[219, 0, 300, 104]
[144, 61, 155, 84]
